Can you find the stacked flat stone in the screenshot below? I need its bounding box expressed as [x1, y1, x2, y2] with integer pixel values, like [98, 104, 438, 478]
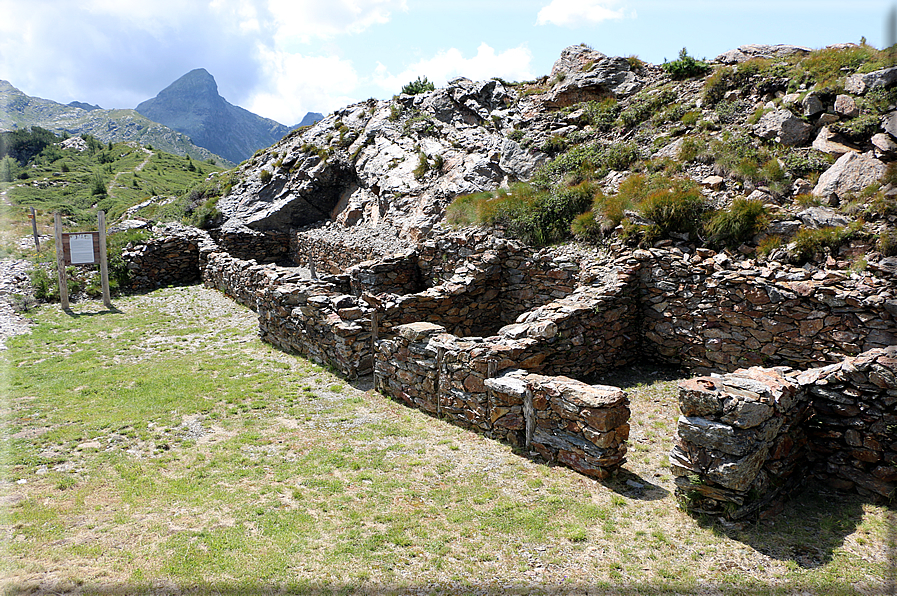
[375, 323, 631, 479]
[218, 227, 291, 264]
[799, 346, 897, 499]
[122, 225, 210, 290]
[630, 247, 897, 374]
[670, 367, 812, 520]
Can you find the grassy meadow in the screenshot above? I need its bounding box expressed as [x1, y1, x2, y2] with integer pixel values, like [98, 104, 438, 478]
[0, 286, 893, 595]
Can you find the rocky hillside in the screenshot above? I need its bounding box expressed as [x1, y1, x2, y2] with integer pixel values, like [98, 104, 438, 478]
[214, 42, 897, 268]
[136, 69, 316, 164]
[0, 80, 228, 165]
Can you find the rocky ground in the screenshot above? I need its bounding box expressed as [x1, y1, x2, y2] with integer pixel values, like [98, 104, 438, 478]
[0, 258, 35, 349]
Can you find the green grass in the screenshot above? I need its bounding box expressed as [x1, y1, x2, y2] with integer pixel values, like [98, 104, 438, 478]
[1, 287, 891, 594]
[5, 141, 225, 228]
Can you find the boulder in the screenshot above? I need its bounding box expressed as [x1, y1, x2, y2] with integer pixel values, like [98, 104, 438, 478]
[844, 66, 897, 95]
[871, 132, 897, 155]
[812, 151, 887, 201]
[811, 127, 857, 156]
[795, 206, 852, 229]
[883, 111, 897, 139]
[801, 93, 824, 117]
[834, 94, 859, 118]
[545, 47, 642, 107]
[715, 44, 811, 65]
[753, 108, 813, 146]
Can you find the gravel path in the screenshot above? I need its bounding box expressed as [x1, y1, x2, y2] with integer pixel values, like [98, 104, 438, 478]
[0, 258, 35, 349]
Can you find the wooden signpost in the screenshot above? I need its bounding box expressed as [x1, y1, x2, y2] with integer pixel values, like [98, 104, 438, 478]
[53, 211, 112, 309]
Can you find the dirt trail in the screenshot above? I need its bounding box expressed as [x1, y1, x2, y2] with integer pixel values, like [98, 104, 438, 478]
[107, 146, 154, 196]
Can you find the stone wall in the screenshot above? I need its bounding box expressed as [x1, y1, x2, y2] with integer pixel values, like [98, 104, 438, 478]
[631, 247, 897, 374]
[121, 224, 209, 291]
[121, 224, 897, 505]
[670, 368, 813, 520]
[347, 252, 423, 297]
[217, 227, 291, 264]
[672, 346, 897, 519]
[800, 346, 897, 499]
[374, 322, 630, 479]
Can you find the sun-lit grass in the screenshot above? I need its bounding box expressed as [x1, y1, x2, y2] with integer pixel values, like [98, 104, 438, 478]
[1, 286, 892, 594]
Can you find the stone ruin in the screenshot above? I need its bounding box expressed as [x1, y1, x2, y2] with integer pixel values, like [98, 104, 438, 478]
[121, 223, 897, 518]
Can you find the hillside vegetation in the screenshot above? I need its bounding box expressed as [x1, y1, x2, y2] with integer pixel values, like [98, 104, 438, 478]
[1, 128, 226, 227]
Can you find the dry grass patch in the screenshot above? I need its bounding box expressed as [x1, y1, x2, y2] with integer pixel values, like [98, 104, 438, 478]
[1, 286, 893, 595]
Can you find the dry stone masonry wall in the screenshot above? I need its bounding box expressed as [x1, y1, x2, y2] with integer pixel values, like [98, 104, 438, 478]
[672, 346, 897, 518]
[629, 247, 897, 373]
[122, 225, 897, 506]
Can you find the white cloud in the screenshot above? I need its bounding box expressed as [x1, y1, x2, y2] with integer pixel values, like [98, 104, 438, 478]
[373, 43, 534, 93]
[246, 46, 360, 124]
[268, 0, 408, 42]
[536, 0, 629, 27]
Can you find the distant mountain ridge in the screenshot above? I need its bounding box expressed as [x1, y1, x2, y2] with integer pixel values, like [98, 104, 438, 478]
[0, 80, 229, 165]
[136, 68, 321, 164]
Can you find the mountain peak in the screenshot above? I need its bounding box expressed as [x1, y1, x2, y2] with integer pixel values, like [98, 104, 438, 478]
[135, 69, 291, 163]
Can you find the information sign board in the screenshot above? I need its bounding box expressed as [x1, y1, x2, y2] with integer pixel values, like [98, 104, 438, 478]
[62, 232, 101, 265]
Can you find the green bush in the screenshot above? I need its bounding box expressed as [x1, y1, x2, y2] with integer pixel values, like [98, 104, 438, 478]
[413, 151, 430, 180]
[636, 178, 706, 238]
[259, 169, 273, 184]
[662, 48, 711, 80]
[791, 223, 862, 263]
[705, 197, 769, 247]
[617, 88, 677, 129]
[830, 114, 879, 143]
[445, 181, 594, 246]
[878, 228, 897, 256]
[29, 265, 57, 300]
[401, 76, 435, 95]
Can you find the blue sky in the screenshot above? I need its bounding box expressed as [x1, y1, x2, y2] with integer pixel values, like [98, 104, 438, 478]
[0, 0, 893, 126]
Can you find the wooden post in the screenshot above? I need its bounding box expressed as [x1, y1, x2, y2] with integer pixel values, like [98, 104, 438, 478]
[98, 210, 111, 308]
[30, 207, 40, 251]
[53, 213, 68, 310]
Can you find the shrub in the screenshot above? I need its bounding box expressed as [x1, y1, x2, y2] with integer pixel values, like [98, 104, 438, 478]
[705, 197, 769, 247]
[401, 76, 435, 95]
[583, 98, 620, 132]
[830, 114, 879, 143]
[413, 151, 430, 180]
[662, 48, 711, 80]
[636, 179, 707, 238]
[259, 169, 273, 184]
[91, 172, 106, 196]
[617, 88, 677, 129]
[445, 181, 595, 246]
[791, 223, 862, 263]
[29, 265, 57, 300]
[879, 228, 897, 256]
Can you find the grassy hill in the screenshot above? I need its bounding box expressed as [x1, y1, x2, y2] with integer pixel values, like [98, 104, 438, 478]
[1, 131, 226, 228]
[0, 80, 232, 167]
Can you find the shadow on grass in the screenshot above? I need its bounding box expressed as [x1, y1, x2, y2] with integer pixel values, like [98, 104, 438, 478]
[691, 481, 887, 572]
[62, 304, 122, 317]
[600, 467, 671, 501]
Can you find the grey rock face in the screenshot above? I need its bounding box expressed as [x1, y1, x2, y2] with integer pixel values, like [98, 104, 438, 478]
[219, 77, 548, 238]
[812, 151, 886, 200]
[752, 108, 813, 146]
[844, 66, 897, 94]
[546, 53, 642, 107]
[715, 44, 811, 64]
